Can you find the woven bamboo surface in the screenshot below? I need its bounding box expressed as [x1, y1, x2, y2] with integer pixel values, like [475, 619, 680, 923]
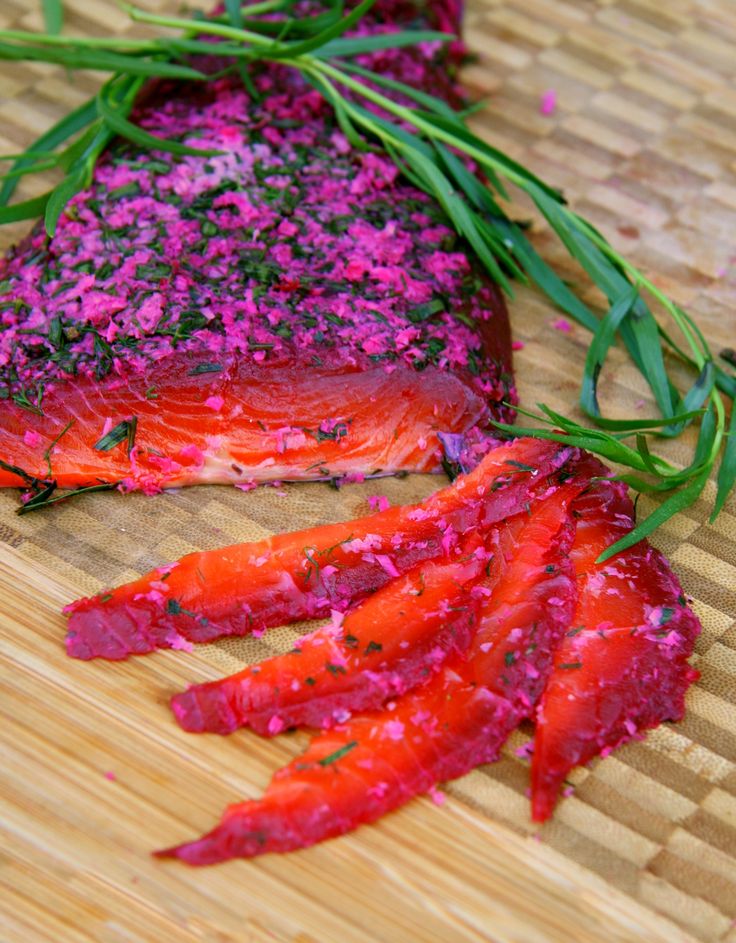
[1, 1, 736, 941]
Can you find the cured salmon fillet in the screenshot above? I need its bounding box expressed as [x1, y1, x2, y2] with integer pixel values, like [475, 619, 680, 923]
[158, 475, 581, 864]
[64, 437, 574, 659]
[0, 0, 514, 501]
[172, 543, 491, 735]
[0, 352, 489, 492]
[170, 465, 586, 736]
[60, 438, 701, 861]
[530, 474, 701, 821]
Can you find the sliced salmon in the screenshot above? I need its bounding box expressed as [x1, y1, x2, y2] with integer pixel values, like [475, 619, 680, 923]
[171, 539, 490, 735]
[157, 477, 581, 864]
[530, 475, 701, 821]
[170, 472, 586, 736]
[64, 437, 576, 659]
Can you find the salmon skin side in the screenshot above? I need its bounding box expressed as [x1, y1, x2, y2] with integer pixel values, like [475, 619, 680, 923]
[0, 0, 514, 500]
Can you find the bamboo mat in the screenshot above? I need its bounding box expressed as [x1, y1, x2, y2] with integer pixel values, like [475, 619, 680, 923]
[1, 1, 736, 941]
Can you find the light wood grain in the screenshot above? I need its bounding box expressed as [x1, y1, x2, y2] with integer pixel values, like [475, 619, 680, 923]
[1, 1, 736, 942]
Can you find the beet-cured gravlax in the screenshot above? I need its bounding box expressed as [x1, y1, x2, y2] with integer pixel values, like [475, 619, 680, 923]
[61, 438, 700, 863]
[65, 437, 571, 659]
[1, 0, 704, 870]
[0, 0, 513, 500]
[531, 473, 701, 821]
[169, 472, 584, 739]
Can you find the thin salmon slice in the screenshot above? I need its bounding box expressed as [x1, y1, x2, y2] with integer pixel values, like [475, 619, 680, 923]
[64, 437, 575, 660]
[171, 538, 490, 735]
[530, 475, 701, 822]
[170, 470, 585, 736]
[157, 478, 581, 864]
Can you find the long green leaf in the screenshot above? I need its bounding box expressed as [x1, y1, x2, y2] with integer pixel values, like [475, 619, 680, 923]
[224, 0, 244, 28]
[0, 40, 209, 78]
[42, 0, 63, 35]
[240, 1, 343, 36]
[337, 60, 457, 119]
[267, 0, 377, 58]
[162, 38, 259, 59]
[0, 191, 51, 223]
[0, 158, 58, 180]
[712, 406, 736, 520]
[579, 285, 638, 420]
[473, 215, 527, 283]
[386, 141, 511, 291]
[0, 96, 96, 206]
[597, 468, 710, 562]
[497, 220, 600, 331]
[316, 30, 453, 59]
[302, 70, 368, 150]
[499, 426, 656, 470]
[434, 141, 505, 214]
[347, 102, 435, 158]
[417, 111, 563, 203]
[44, 168, 85, 237]
[532, 188, 679, 421]
[96, 82, 224, 157]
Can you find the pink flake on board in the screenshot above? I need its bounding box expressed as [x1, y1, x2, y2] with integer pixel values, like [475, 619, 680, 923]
[552, 318, 572, 333]
[104, 771, 117, 781]
[428, 786, 446, 806]
[540, 89, 557, 116]
[511, 340, 525, 351]
[515, 741, 534, 760]
[368, 494, 390, 512]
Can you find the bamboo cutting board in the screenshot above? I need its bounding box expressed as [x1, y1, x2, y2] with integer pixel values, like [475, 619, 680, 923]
[1, 1, 736, 941]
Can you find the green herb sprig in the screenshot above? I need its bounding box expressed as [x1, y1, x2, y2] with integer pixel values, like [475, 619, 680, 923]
[0, 0, 733, 558]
